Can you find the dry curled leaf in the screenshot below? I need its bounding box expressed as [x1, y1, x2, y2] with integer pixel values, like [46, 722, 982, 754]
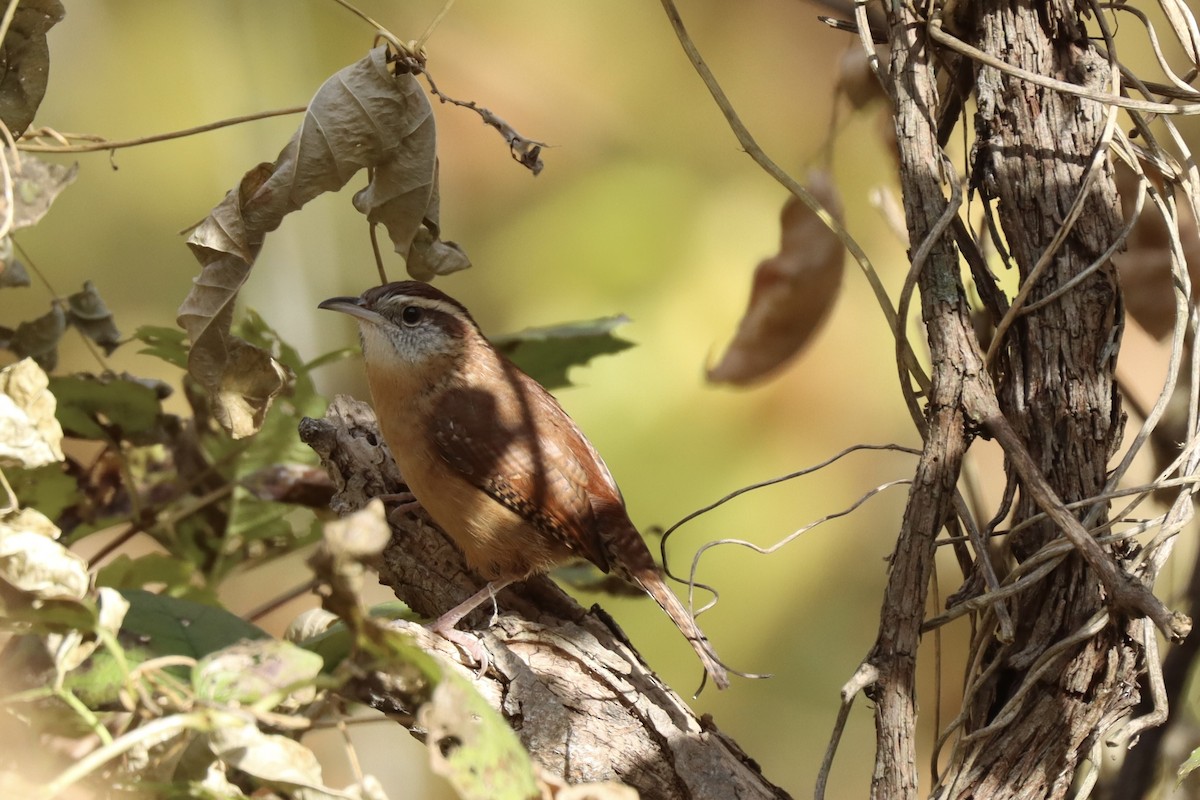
[0, 149, 77, 234]
[0, 0, 65, 137]
[1113, 162, 1200, 339]
[0, 358, 63, 468]
[708, 170, 845, 385]
[66, 280, 121, 354]
[3, 302, 65, 370]
[178, 46, 467, 437]
[0, 508, 87, 601]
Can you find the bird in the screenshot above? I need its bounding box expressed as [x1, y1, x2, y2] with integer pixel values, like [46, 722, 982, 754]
[319, 280, 729, 690]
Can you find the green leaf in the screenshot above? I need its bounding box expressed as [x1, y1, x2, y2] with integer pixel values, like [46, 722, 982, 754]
[1180, 745, 1200, 784]
[7, 463, 75, 521]
[493, 315, 634, 390]
[133, 325, 189, 369]
[49, 373, 161, 441]
[420, 671, 540, 800]
[95, 553, 199, 595]
[59, 590, 268, 709]
[114, 589, 269, 661]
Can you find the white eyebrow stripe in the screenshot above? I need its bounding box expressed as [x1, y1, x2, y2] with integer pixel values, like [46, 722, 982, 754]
[379, 296, 465, 318]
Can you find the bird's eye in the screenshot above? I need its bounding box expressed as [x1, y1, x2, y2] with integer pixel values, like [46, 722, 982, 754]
[400, 306, 423, 326]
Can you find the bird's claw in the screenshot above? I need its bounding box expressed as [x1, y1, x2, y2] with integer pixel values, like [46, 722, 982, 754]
[431, 624, 491, 678]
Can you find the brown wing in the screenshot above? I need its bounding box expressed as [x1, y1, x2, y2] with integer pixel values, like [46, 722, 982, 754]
[430, 367, 618, 572]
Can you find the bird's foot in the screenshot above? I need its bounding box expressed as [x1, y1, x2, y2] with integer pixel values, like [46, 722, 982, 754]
[378, 491, 421, 521]
[429, 621, 491, 678]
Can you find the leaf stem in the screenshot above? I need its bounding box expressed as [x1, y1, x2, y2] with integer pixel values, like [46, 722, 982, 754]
[17, 106, 308, 154]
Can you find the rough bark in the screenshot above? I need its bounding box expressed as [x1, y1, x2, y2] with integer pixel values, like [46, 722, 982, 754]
[300, 395, 790, 800]
[936, 1, 1142, 796]
[857, 0, 1178, 797]
[865, 5, 990, 798]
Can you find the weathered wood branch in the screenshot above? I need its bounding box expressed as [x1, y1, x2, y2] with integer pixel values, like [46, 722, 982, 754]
[931, 1, 1185, 796]
[299, 395, 790, 800]
[859, 6, 984, 799]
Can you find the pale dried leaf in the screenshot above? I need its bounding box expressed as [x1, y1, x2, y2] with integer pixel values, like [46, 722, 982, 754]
[555, 783, 640, 800]
[323, 498, 390, 561]
[418, 675, 540, 800]
[209, 719, 328, 790]
[0, 507, 59, 538]
[0, 357, 64, 468]
[708, 170, 846, 385]
[178, 47, 465, 436]
[355, 159, 469, 281]
[194, 639, 322, 707]
[0, 0, 65, 136]
[0, 150, 77, 230]
[0, 520, 88, 600]
[284, 608, 338, 642]
[45, 586, 129, 671]
[215, 338, 293, 439]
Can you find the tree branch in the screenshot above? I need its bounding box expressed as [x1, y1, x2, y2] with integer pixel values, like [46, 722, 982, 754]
[299, 395, 791, 800]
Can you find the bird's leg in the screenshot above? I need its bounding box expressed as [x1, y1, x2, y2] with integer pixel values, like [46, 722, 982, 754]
[429, 578, 515, 676]
[377, 491, 421, 521]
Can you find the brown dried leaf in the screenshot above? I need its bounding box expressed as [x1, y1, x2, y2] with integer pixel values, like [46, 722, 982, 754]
[216, 338, 293, 439]
[353, 135, 469, 281]
[178, 46, 465, 436]
[708, 171, 845, 385]
[1113, 162, 1200, 339]
[0, 0, 65, 137]
[837, 46, 886, 110]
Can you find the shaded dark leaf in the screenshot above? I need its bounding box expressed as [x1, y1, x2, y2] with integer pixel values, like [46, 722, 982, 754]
[49, 373, 161, 441]
[115, 588, 269, 660]
[8, 302, 65, 370]
[65, 280, 121, 354]
[58, 589, 269, 708]
[241, 463, 335, 507]
[0, 238, 30, 287]
[492, 316, 634, 390]
[7, 462, 74, 521]
[0, 0, 65, 136]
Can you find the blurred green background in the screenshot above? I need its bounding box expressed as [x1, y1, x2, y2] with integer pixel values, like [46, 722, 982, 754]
[0, 1, 1069, 797]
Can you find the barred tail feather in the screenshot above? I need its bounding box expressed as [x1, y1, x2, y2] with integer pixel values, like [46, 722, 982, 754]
[636, 569, 730, 691]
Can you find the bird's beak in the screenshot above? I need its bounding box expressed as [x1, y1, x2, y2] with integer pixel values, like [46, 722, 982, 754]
[318, 295, 387, 326]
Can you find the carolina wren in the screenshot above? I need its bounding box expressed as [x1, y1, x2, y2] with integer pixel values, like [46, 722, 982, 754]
[319, 281, 729, 690]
